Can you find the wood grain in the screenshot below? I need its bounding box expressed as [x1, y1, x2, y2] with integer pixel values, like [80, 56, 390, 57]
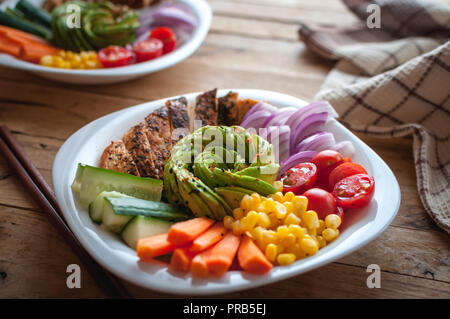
[0, 0, 448, 298]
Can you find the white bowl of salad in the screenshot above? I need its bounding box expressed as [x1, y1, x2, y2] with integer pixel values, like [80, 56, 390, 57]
[0, 0, 211, 84]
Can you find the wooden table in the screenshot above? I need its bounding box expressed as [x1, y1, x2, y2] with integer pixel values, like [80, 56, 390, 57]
[0, 0, 449, 299]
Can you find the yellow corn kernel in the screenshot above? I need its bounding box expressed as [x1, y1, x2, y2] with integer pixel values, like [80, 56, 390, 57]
[262, 198, 277, 213]
[317, 220, 326, 235]
[251, 226, 265, 242]
[231, 220, 245, 235]
[274, 181, 283, 192]
[223, 215, 234, 229]
[246, 211, 259, 227]
[268, 213, 280, 228]
[277, 225, 289, 240]
[265, 243, 278, 262]
[301, 210, 320, 229]
[281, 233, 296, 247]
[240, 195, 252, 211]
[285, 244, 305, 259]
[284, 191, 295, 202]
[272, 192, 284, 202]
[325, 214, 342, 229]
[288, 224, 304, 238]
[276, 244, 285, 254]
[277, 253, 296, 266]
[233, 207, 245, 220]
[322, 228, 340, 242]
[300, 237, 318, 255]
[275, 202, 287, 219]
[316, 235, 327, 248]
[58, 50, 66, 57]
[257, 212, 271, 228]
[284, 213, 301, 226]
[284, 201, 294, 214]
[251, 193, 261, 205]
[261, 230, 278, 246]
[292, 196, 308, 214]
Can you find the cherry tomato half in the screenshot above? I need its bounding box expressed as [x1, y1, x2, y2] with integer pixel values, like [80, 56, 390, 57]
[302, 188, 337, 220]
[311, 150, 345, 189]
[98, 46, 133, 68]
[332, 174, 375, 209]
[149, 27, 177, 54]
[329, 162, 368, 189]
[280, 163, 317, 195]
[133, 38, 163, 62]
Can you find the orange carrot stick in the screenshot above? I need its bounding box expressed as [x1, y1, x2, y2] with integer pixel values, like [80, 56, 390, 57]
[169, 247, 196, 273]
[237, 236, 272, 274]
[189, 222, 227, 253]
[137, 233, 176, 261]
[190, 247, 213, 277]
[167, 217, 215, 246]
[205, 231, 241, 277]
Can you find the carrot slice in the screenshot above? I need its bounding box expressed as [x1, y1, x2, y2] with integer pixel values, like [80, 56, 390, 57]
[189, 222, 227, 253]
[190, 247, 213, 277]
[238, 236, 272, 274]
[206, 231, 241, 277]
[169, 247, 196, 273]
[137, 233, 176, 261]
[167, 217, 215, 246]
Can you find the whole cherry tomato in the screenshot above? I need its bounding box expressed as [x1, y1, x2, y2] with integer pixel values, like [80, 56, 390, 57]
[311, 150, 345, 189]
[98, 46, 133, 68]
[332, 174, 375, 209]
[280, 163, 317, 195]
[329, 162, 368, 189]
[149, 27, 177, 54]
[302, 188, 337, 220]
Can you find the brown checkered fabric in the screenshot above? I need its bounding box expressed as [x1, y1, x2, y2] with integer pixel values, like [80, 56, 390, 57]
[299, 0, 450, 234]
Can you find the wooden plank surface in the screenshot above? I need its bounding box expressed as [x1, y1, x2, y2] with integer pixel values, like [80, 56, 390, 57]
[0, 0, 449, 298]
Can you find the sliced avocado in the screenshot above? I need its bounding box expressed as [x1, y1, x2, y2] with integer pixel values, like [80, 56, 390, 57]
[216, 186, 254, 209]
[212, 168, 277, 196]
[236, 163, 280, 184]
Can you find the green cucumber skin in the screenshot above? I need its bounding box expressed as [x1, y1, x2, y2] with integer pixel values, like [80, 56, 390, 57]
[104, 196, 188, 222]
[121, 216, 173, 249]
[101, 200, 133, 234]
[74, 164, 163, 208]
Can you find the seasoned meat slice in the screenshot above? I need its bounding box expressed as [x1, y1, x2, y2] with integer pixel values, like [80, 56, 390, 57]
[237, 98, 259, 125]
[195, 88, 218, 126]
[144, 106, 173, 179]
[218, 91, 239, 126]
[100, 140, 140, 176]
[123, 123, 157, 178]
[167, 97, 190, 144]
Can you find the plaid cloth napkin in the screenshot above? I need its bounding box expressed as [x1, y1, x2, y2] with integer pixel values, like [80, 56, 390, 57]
[299, 0, 450, 234]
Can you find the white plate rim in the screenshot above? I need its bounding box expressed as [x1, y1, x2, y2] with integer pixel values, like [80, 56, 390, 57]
[0, 0, 212, 77]
[53, 89, 401, 295]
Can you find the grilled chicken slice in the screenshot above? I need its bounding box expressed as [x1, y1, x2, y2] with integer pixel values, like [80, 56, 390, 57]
[144, 106, 173, 179]
[123, 123, 157, 178]
[218, 91, 239, 126]
[237, 98, 259, 125]
[166, 97, 190, 144]
[100, 140, 140, 176]
[195, 88, 218, 126]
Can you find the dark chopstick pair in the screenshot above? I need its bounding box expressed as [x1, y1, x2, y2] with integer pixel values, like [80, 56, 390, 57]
[0, 125, 131, 299]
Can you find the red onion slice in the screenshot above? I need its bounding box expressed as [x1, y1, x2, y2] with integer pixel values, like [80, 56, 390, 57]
[285, 101, 338, 132]
[294, 132, 336, 153]
[263, 107, 297, 128]
[241, 102, 277, 124]
[265, 126, 291, 162]
[290, 112, 328, 152]
[241, 110, 272, 129]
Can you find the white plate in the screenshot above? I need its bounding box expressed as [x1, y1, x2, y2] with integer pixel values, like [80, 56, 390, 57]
[53, 89, 401, 295]
[0, 0, 212, 84]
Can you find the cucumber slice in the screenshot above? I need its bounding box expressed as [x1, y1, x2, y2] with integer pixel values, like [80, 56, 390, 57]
[101, 198, 134, 233]
[103, 196, 188, 222]
[88, 191, 130, 223]
[73, 164, 163, 208]
[121, 216, 173, 249]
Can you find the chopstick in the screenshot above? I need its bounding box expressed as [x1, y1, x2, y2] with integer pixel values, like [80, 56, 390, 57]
[0, 126, 131, 299]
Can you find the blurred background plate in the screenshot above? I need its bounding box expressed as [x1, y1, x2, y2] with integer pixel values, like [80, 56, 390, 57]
[0, 0, 212, 84]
